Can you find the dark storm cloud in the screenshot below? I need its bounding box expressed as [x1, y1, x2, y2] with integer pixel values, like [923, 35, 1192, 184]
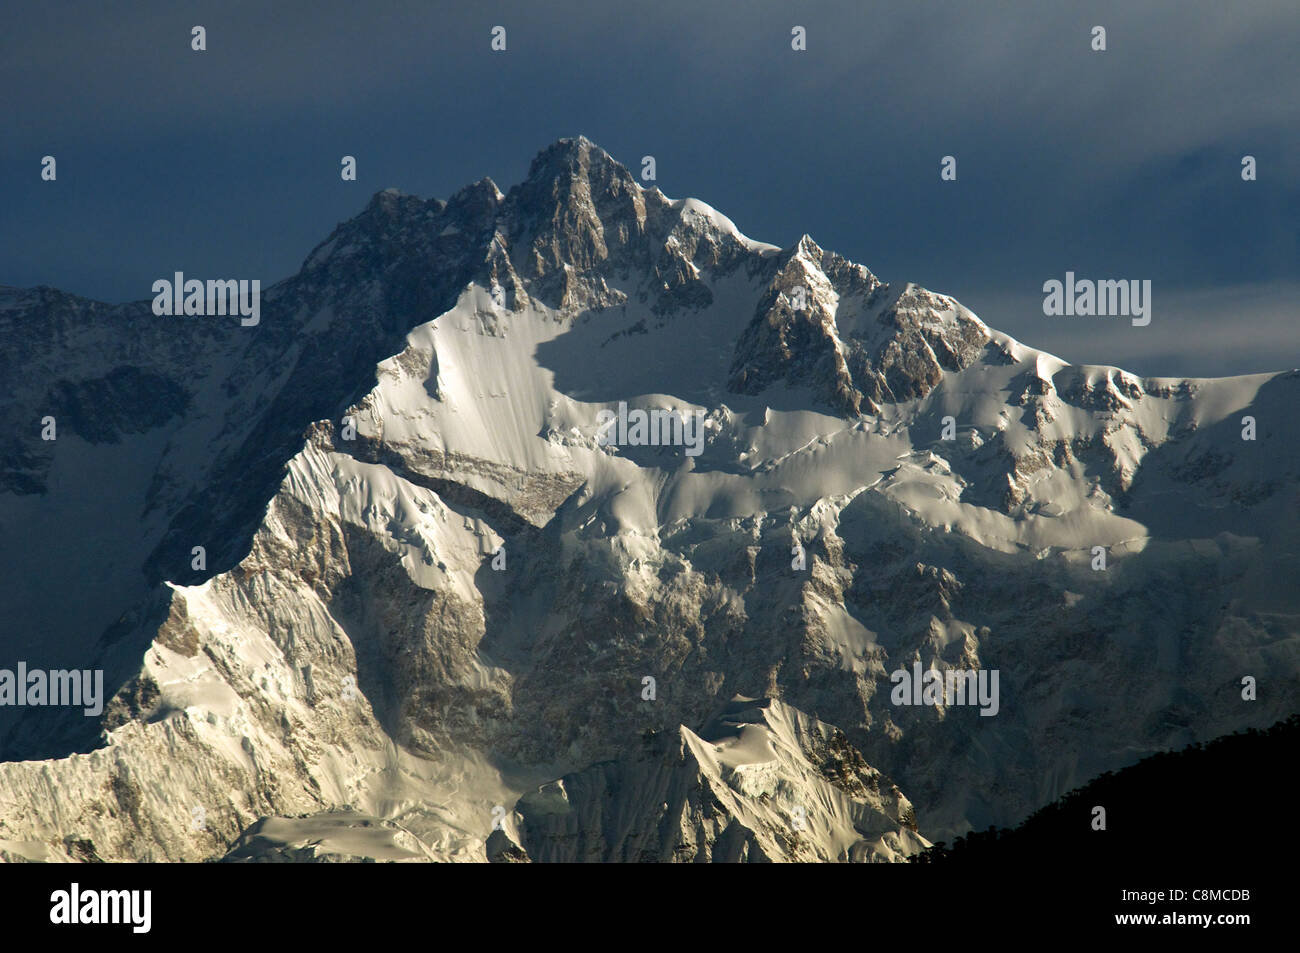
[2, 0, 1296, 376]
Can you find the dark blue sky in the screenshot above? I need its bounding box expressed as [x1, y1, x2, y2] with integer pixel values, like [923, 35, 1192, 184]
[3, 0, 1297, 377]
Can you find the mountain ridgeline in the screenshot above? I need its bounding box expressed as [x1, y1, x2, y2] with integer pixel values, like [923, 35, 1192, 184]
[0, 137, 1296, 863]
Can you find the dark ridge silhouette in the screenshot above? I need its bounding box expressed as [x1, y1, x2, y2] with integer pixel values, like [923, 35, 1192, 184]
[913, 714, 1298, 866]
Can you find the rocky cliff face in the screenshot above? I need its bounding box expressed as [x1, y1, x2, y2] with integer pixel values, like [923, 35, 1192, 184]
[0, 137, 1296, 862]
[489, 696, 924, 863]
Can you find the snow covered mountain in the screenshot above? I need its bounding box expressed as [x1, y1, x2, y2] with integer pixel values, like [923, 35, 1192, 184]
[1, 136, 1296, 862]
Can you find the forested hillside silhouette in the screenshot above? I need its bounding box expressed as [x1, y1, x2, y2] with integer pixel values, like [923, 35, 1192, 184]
[914, 715, 1297, 866]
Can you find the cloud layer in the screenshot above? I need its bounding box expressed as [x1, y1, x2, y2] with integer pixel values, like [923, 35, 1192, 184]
[3, 0, 1296, 376]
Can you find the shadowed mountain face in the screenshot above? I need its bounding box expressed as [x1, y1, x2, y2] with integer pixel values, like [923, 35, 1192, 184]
[0, 137, 1296, 862]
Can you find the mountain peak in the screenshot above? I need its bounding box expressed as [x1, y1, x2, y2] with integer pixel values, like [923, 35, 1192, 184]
[521, 136, 628, 190]
[493, 137, 651, 310]
[4, 135, 1297, 869]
